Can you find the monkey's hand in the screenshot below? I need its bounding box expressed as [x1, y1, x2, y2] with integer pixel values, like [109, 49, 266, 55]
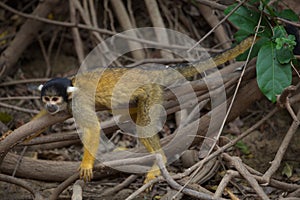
[79, 162, 94, 182]
[79, 148, 95, 182]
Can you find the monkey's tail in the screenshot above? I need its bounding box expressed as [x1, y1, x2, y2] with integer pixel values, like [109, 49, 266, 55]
[177, 36, 257, 78]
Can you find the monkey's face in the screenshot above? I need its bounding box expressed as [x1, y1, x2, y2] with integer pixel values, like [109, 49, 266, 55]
[38, 78, 77, 115]
[41, 94, 67, 114]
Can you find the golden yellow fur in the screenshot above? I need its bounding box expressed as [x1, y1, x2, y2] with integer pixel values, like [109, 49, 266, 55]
[37, 36, 256, 183]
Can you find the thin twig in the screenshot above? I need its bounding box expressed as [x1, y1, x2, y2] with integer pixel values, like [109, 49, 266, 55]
[276, 85, 299, 124]
[103, 0, 116, 32]
[204, 7, 261, 156]
[262, 109, 300, 184]
[0, 96, 40, 101]
[0, 174, 42, 199]
[174, 16, 261, 197]
[0, 2, 207, 52]
[214, 170, 236, 198]
[37, 35, 51, 77]
[11, 146, 27, 177]
[243, 163, 300, 192]
[49, 173, 79, 200]
[101, 175, 138, 197]
[196, 0, 227, 10]
[277, 85, 297, 108]
[276, 17, 300, 28]
[69, 0, 85, 63]
[173, 107, 278, 197]
[0, 78, 49, 87]
[188, 0, 248, 52]
[291, 61, 300, 79]
[222, 153, 270, 200]
[125, 177, 163, 200]
[0, 102, 39, 114]
[155, 154, 225, 200]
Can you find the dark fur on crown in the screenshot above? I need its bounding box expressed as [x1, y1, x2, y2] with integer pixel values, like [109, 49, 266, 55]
[40, 78, 73, 102]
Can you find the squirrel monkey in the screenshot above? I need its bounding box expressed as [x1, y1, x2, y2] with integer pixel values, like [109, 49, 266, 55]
[37, 36, 256, 183]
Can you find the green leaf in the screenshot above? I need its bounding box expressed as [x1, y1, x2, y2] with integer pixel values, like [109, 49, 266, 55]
[273, 25, 287, 39]
[224, 5, 272, 38]
[282, 162, 293, 178]
[273, 26, 296, 64]
[256, 41, 292, 102]
[276, 46, 294, 64]
[225, 5, 260, 34]
[234, 29, 251, 42]
[277, 9, 299, 21]
[274, 34, 296, 51]
[235, 141, 251, 155]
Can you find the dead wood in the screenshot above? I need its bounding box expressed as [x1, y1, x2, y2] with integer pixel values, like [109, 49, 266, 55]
[0, 111, 70, 165]
[155, 154, 226, 200]
[110, 0, 145, 60]
[222, 153, 270, 200]
[0, 173, 43, 199]
[71, 180, 85, 200]
[69, 0, 85, 64]
[197, 4, 231, 49]
[1, 152, 78, 182]
[0, 0, 61, 78]
[262, 108, 300, 184]
[144, 0, 174, 59]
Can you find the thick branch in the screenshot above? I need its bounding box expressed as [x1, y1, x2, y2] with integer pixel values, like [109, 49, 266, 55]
[0, 111, 71, 165]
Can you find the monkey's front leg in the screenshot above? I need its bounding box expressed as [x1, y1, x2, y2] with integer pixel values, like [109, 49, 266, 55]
[80, 125, 100, 181]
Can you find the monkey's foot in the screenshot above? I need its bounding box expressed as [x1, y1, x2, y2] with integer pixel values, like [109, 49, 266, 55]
[79, 163, 93, 182]
[0, 130, 12, 141]
[144, 165, 161, 184]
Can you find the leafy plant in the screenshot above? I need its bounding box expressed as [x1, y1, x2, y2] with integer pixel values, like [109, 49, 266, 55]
[225, 1, 298, 102]
[0, 112, 12, 124]
[235, 141, 251, 155]
[282, 162, 293, 178]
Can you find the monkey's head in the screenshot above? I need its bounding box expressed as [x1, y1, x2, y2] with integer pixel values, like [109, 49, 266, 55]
[38, 78, 77, 114]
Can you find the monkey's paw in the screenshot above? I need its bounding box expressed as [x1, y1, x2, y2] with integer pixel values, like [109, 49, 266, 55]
[79, 163, 93, 182]
[0, 130, 12, 142]
[144, 165, 161, 184]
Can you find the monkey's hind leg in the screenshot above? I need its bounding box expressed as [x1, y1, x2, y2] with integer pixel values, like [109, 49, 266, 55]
[139, 135, 166, 183]
[135, 85, 166, 184]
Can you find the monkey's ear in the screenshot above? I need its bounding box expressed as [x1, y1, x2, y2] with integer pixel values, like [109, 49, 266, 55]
[38, 85, 44, 91]
[67, 86, 78, 93]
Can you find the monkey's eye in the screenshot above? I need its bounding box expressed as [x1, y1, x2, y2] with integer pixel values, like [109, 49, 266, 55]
[52, 97, 59, 102]
[43, 96, 50, 102]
